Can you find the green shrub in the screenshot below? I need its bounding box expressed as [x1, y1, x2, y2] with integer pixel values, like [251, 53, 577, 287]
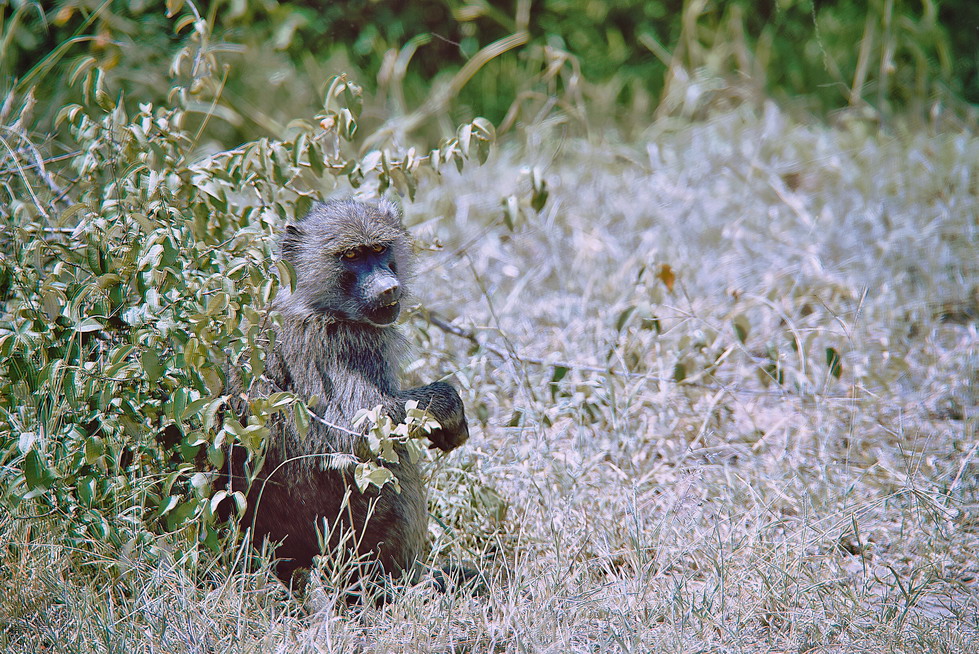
[0, 10, 494, 569]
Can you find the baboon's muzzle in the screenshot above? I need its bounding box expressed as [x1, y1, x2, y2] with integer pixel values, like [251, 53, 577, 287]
[364, 275, 402, 325]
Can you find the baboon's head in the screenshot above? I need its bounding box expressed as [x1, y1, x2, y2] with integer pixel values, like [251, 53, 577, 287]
[279, 200, 414, 326]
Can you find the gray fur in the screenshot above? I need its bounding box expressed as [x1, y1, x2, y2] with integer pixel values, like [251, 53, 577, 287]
[225, 199, 469, 582]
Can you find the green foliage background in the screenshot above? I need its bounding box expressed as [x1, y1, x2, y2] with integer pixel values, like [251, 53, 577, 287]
[3, 0, 975, 144]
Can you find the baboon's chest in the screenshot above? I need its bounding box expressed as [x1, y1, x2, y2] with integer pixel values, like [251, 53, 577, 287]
[274, 318, 401, 423]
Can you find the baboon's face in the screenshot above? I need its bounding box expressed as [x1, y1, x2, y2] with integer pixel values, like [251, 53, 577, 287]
[280, 200, 413, 326]
[335, 243, 403, 326]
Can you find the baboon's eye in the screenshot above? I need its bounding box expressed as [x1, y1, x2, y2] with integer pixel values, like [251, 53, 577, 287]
[371, 244, 386, 254]
[342, 249, 359, 260]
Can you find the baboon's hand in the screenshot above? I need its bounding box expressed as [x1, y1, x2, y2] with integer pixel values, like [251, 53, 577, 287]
[398, 381, 469, 451]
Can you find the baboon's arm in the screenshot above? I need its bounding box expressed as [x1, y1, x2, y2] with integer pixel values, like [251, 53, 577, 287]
[386, 381, 469, 451]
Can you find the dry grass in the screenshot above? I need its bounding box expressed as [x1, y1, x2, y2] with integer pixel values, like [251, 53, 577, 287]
[2, 102, 977, 652]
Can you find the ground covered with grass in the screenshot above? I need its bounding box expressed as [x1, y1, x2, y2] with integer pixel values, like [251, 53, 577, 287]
[2, 103, 977, 652]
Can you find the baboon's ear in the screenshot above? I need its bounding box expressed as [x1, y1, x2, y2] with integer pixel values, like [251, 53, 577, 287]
[281, 223, 303, 258]
[379, 199, 404, 225]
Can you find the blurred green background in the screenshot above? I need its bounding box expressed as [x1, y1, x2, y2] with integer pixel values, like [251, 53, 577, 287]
[4, 0, 976, 147]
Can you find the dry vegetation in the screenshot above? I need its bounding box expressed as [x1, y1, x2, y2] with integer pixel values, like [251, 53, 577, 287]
[2, 103, 978, 652]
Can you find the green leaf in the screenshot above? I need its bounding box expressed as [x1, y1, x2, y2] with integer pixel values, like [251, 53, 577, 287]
[338, 108, 357, 140]
[266, 392, 293, 411]
[84, 436, 105, 464]
[342, 80, 363, 117]
[153, 495, 179, 519]
[732, 315, 750, 344]
[378, 440, 399, 464]
[239, 424, 269, 452]
[180, 440, 201, 462]
[77, 476, 96, 506]
[360, 150, 381, 173]
[615, 306, 636, 332]
[109, 344, 136, 366]
[182, 397, 210, 421]
[171, 388, 188, 421]
[458, 124, 473, 155]
[94, 69, 114, 111]
[825, 347, 843, 379]
[354, 462, 396, 493]
[531, 181, 548, 212]
[202, 367, 223, 396]
[203, 525, 220, 551]
[294, 401, 311, 437]
[190, 472, 209, 493]
[404, 439, 425, 464]
[206, 291, 229, 315]
[167, 498, 200, 530]
[389, 167, 413, 199]
[476, 137, 492, 165]
[206, 444, 225, 468]
[74, 318, 104, 333]
[293, 196, 313, 223]
[24, 450, 54, 490]
[0, 335, 14, 358]
[203, 396, 227, 431]
[549, 365, 569, 400]
[307, 140, 324, 175]
[292, 132, 307, 167]
[353, 463, 371, 493]
[523, 166, 548, 212]
[17, 432, 37, 453]
[471, 117, 495, 141]
[41, 287, 65, 320]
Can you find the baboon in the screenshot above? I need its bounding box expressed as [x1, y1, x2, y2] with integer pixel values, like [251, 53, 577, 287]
[225, 199, 469, 584]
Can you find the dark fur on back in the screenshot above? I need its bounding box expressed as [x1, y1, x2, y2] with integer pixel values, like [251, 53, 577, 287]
[225, 199, 468, 583]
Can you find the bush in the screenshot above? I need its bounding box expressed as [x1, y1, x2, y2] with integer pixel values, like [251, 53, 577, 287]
[0, 10, 494, 568]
